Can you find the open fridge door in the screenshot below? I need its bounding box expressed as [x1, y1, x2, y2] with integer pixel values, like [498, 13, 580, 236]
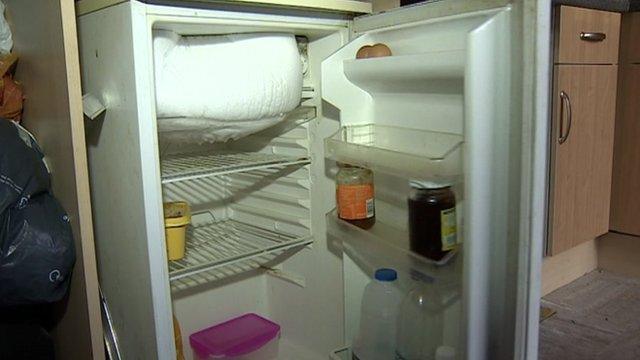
[321, 1, 524, 359]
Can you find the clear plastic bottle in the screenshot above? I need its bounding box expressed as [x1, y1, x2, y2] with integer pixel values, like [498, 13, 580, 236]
[352, 268, 402, 360]
[395, 281, 445, 360]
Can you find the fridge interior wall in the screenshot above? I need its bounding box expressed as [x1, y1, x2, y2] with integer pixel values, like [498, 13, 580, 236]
[152, 16, 350, 358]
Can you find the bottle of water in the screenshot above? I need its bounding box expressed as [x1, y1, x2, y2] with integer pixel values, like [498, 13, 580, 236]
[352, 268, 403, 360]
[395, 281, 444, 360]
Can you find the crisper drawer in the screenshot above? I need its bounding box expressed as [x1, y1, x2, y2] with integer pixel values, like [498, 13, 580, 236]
[555, 5, 621, 64]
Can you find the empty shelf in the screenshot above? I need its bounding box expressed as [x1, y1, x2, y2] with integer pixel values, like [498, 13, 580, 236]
[325, 124, 463, 181]
[161, 152, 310, 184]
[168, 219, 312, 283]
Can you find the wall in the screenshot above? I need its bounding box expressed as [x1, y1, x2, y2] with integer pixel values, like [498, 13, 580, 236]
[541, 239, 598, 296]
[4, 1, 103, 359]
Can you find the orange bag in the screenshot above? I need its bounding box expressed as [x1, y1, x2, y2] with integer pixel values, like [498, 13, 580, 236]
[0, 53, 23, 122]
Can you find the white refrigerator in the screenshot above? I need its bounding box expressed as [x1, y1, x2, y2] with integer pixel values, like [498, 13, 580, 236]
[77, 0, 539, 359]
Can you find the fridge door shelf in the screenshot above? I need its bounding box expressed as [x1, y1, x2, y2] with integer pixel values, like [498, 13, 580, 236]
[325, 124, 463, 181]
[161, 152, 310, 184]
[343, 50, 465, 94]
[326, 209, 461, 290]
[168, 219, 312, 291]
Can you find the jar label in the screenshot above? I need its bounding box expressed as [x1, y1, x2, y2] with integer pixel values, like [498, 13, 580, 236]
[337, 184, 375, 220]
[441, 207, 457, 251]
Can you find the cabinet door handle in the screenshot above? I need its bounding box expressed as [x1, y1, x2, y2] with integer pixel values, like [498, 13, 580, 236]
[558, 91, 572, 144]
[580, 32, 606, 42]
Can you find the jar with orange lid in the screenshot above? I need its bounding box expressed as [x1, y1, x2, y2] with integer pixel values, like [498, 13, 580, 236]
[336, 163, 375, 229]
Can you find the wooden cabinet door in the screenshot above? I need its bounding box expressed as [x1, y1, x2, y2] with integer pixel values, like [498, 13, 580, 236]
[619, 13, 640, 64]
[555, 6, 621, 64]
[549, 65, 617, 255]
[4, 1, 104, 359]
[610, 64, 640, 235]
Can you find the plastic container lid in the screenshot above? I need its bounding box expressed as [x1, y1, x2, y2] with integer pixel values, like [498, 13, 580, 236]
[374, 268, 397, 282]
[409, 180, 451, 189]
[163, 201, 191, 227]
[189, 313, 280, 359]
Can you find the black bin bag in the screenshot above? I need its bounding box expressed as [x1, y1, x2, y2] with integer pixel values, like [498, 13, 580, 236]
[0, 193, 75, 306]
[0, 120, 75, 306]
[0, 120, 50, 213]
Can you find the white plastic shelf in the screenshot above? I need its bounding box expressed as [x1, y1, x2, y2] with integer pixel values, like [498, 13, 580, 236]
[326, 209, 461, 292]
[325, 124, 463, 181]
[168, 219, 312, 289]
[343, 51, 465, 93]
[161, 152, 310, 184]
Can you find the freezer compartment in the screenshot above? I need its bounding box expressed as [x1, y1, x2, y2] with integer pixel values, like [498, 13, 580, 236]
[325, 124, 463, 181]
[150, 14, 343, 145]
[152, 30, 310, 144]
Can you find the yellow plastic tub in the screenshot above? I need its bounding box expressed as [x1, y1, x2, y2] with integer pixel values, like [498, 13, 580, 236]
[163, 202, 191, 261]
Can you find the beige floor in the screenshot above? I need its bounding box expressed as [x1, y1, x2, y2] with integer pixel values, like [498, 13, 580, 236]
[539, 270, 640, 359]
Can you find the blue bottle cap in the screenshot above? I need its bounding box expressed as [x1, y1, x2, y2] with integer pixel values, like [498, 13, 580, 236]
[374, 268, 397, 281]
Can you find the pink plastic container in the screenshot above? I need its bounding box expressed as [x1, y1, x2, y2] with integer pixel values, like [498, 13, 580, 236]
[189, 313, 280, 360]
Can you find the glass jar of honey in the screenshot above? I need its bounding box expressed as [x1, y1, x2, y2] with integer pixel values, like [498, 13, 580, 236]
[336, 164, 375, 229]
[407, 181, 457, 261]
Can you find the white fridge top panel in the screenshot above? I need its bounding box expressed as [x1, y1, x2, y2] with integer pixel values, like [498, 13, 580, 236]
[76, 0, 372, 16]
[353, 0, 510, 33]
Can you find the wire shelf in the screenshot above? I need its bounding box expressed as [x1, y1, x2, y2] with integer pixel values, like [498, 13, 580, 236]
[168, 219, 312, 285]
[161, 152, 310, 184]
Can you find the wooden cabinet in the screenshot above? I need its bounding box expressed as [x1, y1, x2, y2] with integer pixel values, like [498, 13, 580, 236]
[610, 10, 640, 236]
[619, 12, 640, 64]
[548, 5, 620, 255]
[610, 9, 640, 235]
[548, 65, 617, 255]
[610, 66, 640, 234]
[555, 6, 621, 64]
[4, 1, 104, 359]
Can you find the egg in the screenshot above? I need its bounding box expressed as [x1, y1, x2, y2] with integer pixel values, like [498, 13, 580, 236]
[356, 45, 373, 59]
[356, 43, 392, 59]
[369, 43, 392, 57]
